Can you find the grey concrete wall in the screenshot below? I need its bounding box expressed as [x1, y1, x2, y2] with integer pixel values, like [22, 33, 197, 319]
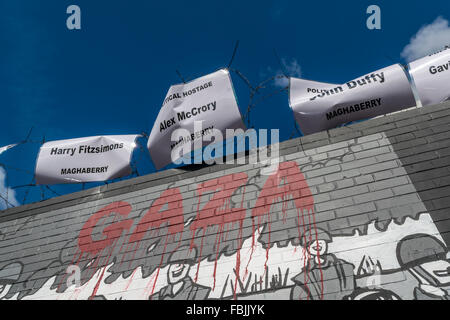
[1, 101, 450, 300]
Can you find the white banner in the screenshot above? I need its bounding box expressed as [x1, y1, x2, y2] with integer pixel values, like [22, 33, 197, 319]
[147, 69, 246, 169]
[35, 135, 139, 184]
[408, 45, 450, 107]
[289, 64, 417, 135]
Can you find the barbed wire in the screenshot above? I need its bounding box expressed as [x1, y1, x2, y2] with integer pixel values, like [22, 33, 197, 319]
[273, 49, 289, 78]
[227, 40, 240, 69]
[0, 47, 295, 208]
[0, 163, 34, 175]
[289, 120, 302, 139]
[39, 185, 46, 202]
[176, 69, 187, 84]
[45, 185, 61, 197]
[0, 193, 15, 209]
[21, 177, 35, 205]
[234, 72, 288, 128]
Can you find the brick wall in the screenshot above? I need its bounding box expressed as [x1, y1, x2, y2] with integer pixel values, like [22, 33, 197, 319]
[1, 101, 450, 300]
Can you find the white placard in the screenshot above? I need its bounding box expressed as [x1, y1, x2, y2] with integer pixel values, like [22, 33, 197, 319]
[408, 45, 450, 107]
[35, 135, 139, 184]
[289, 64, 417, 135]
[147, 69, 245, 169]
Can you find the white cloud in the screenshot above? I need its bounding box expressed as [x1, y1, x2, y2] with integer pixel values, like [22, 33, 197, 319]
[0, 167, 19, 210]
[272, 58, 302, 88]
[401, 16, 450, 62]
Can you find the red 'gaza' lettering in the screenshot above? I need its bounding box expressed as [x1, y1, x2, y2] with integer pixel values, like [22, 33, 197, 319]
[190, 172, 248, 231]
[129, 188, 184, 243]
[78, 201, 133, 255]
[252, 161, 314, 218]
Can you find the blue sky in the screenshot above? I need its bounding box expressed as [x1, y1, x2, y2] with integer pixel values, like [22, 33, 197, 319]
[1, 0, 449, 208]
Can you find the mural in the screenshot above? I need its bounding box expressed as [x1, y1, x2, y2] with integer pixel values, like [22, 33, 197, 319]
[0, 133, 449, 300]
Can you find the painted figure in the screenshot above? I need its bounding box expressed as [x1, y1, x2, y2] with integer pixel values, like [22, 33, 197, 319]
[343, 287, 401, 300]
[290, 228, 356, 300]
[149, 246, 211, 300]
[0, 262, 23, 300]
[397, 234, 450, 300]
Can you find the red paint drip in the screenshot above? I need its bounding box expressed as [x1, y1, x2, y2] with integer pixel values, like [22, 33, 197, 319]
[128, 241, 141, 269]
[119, 242, 132, 266]
[145, 270, 159, 300]
[124, 268, 138, 291]
[120, 242, 136, 266]
[89, 267, 106, 299]
[189, 173, 248, 290]
[282, 199, 288, 223]
[224, 224, 230, 241]
[233, 219, 244, 300]
[194, 229, 207, 283]
[89, 237, 118, 299]
[189, 187, 203, 251]
[212, 224, 224, 291]
[251, 162, 315, 282]
[148, 233, 170, 298]
[233, 186, 246, 296]
[244, 218, 256, 279]
[264, 212, 271, 272]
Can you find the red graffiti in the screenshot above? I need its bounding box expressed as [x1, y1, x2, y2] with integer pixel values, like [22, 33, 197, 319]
[190, 172, 248, 231]
[78, 201, 133, 255]
[251, 161, 315, 272]
[74, 161, 319, 298]
[189, 172, 248, 285]
[126, 188, 183, 297]
[129, 188, 184, 243]
[252, 161, 314, 218]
